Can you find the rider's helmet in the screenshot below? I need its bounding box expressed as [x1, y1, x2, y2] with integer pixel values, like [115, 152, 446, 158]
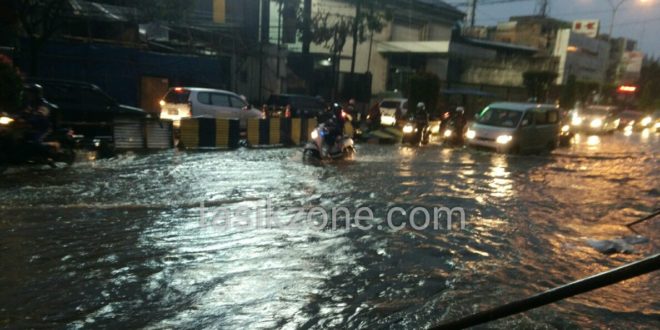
[417, 102, 426, 111]
[456, 106, 465, 114]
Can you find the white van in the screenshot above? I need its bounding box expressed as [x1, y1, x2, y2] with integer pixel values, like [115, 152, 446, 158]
[379, 98, 408, 126]
[466, 102, 560, 153]
[159, 87, 262, 129]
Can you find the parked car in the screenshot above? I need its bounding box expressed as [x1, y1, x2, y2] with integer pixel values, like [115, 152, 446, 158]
[265, 94, 326, 118]
[379, 98, 408, 126]
[466, 102, 560, 154]
[569, 105, 619, 134]
[27, 78, 146, 148]
[160, 87, 262, 129]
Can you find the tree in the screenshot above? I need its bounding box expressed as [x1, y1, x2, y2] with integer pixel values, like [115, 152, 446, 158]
[560, 74, 576, 108]
[0, 55, 23, 113]
[408, 72, 441, 116]
[276, 0, 391, 96]
[522, 71, 557, 103]
[13, 0, 68, 75]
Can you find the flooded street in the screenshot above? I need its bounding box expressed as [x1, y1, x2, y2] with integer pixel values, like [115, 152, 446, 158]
[0, 132, 658, 329]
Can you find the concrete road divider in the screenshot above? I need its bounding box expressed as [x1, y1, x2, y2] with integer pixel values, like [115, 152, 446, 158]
[247, 118, 318, 147]
[114, 118, 174, 150]
[179, 118, 240, 149]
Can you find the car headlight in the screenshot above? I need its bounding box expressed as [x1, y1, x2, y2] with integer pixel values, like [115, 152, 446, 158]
[571, 116, 583, 126]
[443, 129, 452, 138]
[561, 124, 570, 133]
[590, 118, 603, 128]
[466, 129, 476, 140]
[655, 122, 660, 129]
[640, 116, 652, 127]
[402, 124, 414, 134]
[496, 135, 513, 144]
[571, 116, 582, 126]
[0, 116, 14, 125]
[310, 129, 319, 140]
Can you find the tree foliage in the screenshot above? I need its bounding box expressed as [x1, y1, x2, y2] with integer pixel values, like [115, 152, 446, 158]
[409, 72, 441, 116]
[523, 71, 557, 103]
[0, 55, 23, 113]
[638, 57, 660, 110]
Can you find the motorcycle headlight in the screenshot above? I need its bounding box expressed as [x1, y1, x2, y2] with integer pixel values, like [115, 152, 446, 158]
[561, 125, 570, 133]
[443, 129, 452, 137]
[640, 116, 652, 127]
[402, 124, 414, 134]
[571, 116, 583, 126]
[590, 118, 603, 128]
[0, 116, 14, 125]
[310, 129, 319, 140]
[466, 129, 476, 140]
[496, 135, 513, 144]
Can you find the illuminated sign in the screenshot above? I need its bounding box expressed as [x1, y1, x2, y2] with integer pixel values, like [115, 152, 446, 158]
[617, 85, 637, 93]
[572, 20, 600, 38]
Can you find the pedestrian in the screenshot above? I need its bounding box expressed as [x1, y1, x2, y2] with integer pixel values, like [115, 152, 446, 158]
[284, 104, 292, 118]
[260, 104, 268, 118]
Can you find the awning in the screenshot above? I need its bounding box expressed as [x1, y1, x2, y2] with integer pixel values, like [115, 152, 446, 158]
[377, 41, 450, 54]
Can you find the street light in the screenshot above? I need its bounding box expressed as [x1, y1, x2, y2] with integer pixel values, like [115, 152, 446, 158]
[607, 0, 650, 37]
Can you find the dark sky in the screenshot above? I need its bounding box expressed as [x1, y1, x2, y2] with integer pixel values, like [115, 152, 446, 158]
[449, 0, 660, 57]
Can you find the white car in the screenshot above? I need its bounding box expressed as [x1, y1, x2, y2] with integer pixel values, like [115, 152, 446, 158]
[379, 98, 408, 126]
[159, 87, 262, 129]
[466, 102, 560, 154]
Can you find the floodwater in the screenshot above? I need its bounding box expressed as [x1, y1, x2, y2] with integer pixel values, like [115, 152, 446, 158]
[0, 131, 658, 329]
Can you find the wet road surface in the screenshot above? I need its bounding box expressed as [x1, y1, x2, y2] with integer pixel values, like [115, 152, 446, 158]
[0, 131, 658, 329]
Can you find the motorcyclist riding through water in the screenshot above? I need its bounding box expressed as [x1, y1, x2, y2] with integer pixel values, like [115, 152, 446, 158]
[303, 102, 355, 160]
[0, 84, 75, 172]
[443, 106, 467, 146]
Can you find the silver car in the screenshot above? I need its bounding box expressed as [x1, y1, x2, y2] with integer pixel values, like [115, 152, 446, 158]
[466, 102, 560, 153]
[160, 87, 262, 129]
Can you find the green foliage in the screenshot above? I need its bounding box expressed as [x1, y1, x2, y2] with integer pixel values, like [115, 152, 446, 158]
[408, 72, 440, 115]
[522, 71, 557, 103]
[638, 58, 660, 110]
[0, 56, 23, 113]
[560, 74, 576, 108]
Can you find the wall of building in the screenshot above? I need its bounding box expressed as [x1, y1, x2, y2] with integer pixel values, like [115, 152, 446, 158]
[553, 29, 610, 85]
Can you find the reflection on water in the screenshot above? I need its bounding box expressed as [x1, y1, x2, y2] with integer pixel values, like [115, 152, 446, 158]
[0, 133, 657, 329]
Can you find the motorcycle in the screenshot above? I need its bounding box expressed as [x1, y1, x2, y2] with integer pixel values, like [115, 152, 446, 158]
[303, 121, 355, 161]
[401, 116, 430, 145]
[0, 113, 76, 173]
[440, 118, 466, 147]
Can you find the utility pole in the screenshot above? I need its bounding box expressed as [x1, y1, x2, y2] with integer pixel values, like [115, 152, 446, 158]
[466, 0, 477, 27]
[302, 0, 313, 94]
[535, 0, 549, 16]
[350, 1, 361, 75]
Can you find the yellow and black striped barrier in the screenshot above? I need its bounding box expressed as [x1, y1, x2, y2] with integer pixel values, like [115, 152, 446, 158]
[247, 118, 318, 147]
[179, 118, 240, 149]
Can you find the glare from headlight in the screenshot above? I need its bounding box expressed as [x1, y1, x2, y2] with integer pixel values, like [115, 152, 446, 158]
[561, 125, 570, 133]
[496, 135, 513, 144]
[590, 118, 603, 128]
[655, 122, 660, 129]
[466, 129, 476, 140]
[0, 116, 14, 125]
[571, 116, 583, 126]
[310, 129, 319, 139]
[443, 129, 452, 137]
[640, 116, 652, 127]
[402, 125, 414, 134]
